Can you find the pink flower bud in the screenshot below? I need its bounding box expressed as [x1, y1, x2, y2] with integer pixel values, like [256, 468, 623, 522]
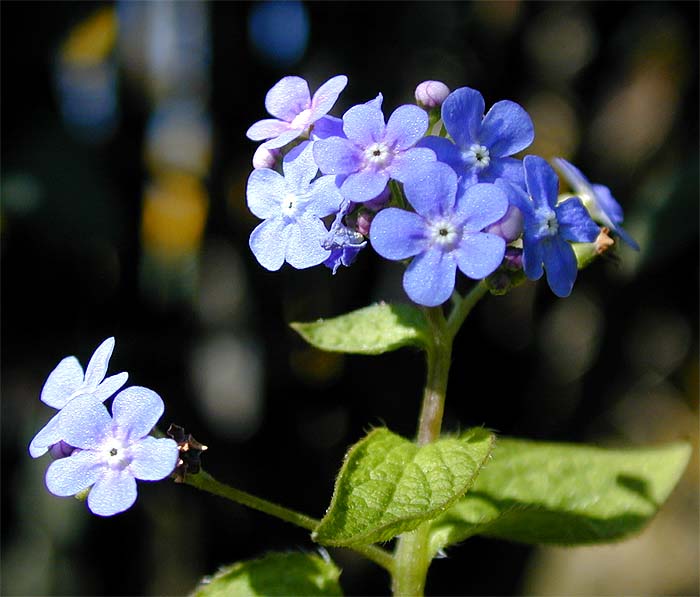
[252, 145, 280, 169]
[485, 204, 523, 243]
[415, 80, 450, 109]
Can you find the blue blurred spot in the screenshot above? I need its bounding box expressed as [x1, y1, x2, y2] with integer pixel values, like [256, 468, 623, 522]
[248, 1, 310, 67]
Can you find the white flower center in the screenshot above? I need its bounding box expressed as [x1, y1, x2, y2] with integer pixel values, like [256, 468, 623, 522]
[104, 439, 131, 470]
[363, 142, 392, 168]
[535, 206, 559, 237]
[290, 108, 313, 130]
[281, 193, 300, 218]
[463, 144, 491, 170]
[428, 218, 460, 249]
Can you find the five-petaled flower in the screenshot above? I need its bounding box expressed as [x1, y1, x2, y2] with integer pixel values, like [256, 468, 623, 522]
[246, 75, 348, 149]
[501, 155, 601, 298]
[29, 337, 128, 458]
[370, 162, 508, 306]
[419, 86, 534, 189]
[44, 388, 179, 517]
[247, 141, 344, 271]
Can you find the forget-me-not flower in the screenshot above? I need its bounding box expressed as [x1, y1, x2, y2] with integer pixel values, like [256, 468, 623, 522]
[247, 141, 343, 270]
[553, 157, 639, 250]
[370, 162, 508, 306]
[313, 102, 436, 203]
[246, 75, 347, 149]
[44, 388, 179, 517]
[419, 86, 534, 188]
[501, 155, 600, 298]
[30, 337, 128, 458]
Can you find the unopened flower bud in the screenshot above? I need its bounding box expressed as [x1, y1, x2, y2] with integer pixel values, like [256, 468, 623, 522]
[415, 80, 450, 109]
[485, 204, 524, 243]
[503, 246, 523, 270]
[364, 186, 391, 212]
[355, 210, 374, 236]
[252, 145, 280, 170]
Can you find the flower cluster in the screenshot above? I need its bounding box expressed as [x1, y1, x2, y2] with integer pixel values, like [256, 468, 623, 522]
[29, 338, 179, 516]
[245, 75, 638, 304]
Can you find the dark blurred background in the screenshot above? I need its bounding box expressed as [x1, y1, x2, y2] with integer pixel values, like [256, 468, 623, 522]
[2, 1, 698, 595]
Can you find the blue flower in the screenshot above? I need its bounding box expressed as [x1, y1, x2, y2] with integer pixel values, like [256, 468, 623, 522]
[44, 388, 179, 517]
[247, 141, 343, 270]
[29, 337, 128, 458]
[370, 162, 508, 306]
[553, 157, 639, 250]
[246, 75, 347, 149]
[313, 102, 435, 203]
[419, 86, 534, 188]
[501, 155, 601, 297]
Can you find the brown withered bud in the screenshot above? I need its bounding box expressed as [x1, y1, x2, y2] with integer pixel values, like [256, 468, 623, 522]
[167, 424, 208, 483]
[595, 227, 615, 255]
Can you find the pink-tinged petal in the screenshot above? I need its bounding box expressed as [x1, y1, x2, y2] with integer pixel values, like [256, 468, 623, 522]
[340, 170, 389, 203]
[112, 386, 165, 442]
[556, 197, 600, 243]
[92, 372, 129, 402]
[455, 232, 505, 279]
[261, 127, 303, 150]
[264, 76, 311, 121]
[342, 104, 386, 147]
[249, 218, 289, 271]
[524, 155, 559, 210]
[441, 87, 485, 148]
[310, 75, 348, 117]
[388, 147, 437, 184]
[542, 236, 578, 298]
[45, 450, 103, 497]
[403, 248, 458, 307]
[29, 413, 63, 458]
[285, 215, 330, 269]
[370, 208, 426, 260]
[87, 469, 137, 516]
[247, 169, 287, 219]
[306, 175, 343, 218]
[60, 395, 112, 449]
[282, 141, 318, 191]
[402, 162, 457, 218]
[313, 136, 361, 175]
[40, 356, 84, 409]
[129, 437, 179, 481]
[385, 104, 429, 150]
[457, 183, 509, 232]
[246, 118, 291, 141]
[479, 100, 534, 157]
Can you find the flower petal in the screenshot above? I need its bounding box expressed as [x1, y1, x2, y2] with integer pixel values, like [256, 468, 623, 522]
[402, 162, 458, 218]
[306, 175, 343, 218]
[285, 215, 330, 269]
[60, 395, 112, 449]
[264, 76, 310, 121]
[552, 157, 591, 196]
[417, 136, 464, 174]
[384, 104, 429, 150]
[129, 437, 179, 481]
[441, 87, 485, 149]
[246, 118, 291, 142]
[261, 128, 304, 150]
[455, 232, 505, 279]
[310, 75, 348, 117]
[542, 236, 578, 298]
[247, 169, 287, 219]
[311, 115, 345, 140]
[388, 147, 437, 184]
[456, 183, 509, 232]
[45, 450, 103, 497]
[522, 234, 544, 281]
[87, 469, 137, 516]
[370, 208, 426, 260]
[313, 137, 361, 175]
[40, 356, 84, 409]
[556, 197, 600, 243]
[524, 155, 559, 210]
[82, 337, 116, 390]
[340, 170, 389, 203]
[249, 218, 289, 271]
[112, 386, 165, 442]
[591, 183, 624, 225]
[482, 156, 526, 188]
[29, 412, 63, 458]
[342, 104, 385, 147]
[282, 141, 318, 191]
[403, 248, 457, 307]
[479, 100, 534, 157]
[92, 372, 129, 402]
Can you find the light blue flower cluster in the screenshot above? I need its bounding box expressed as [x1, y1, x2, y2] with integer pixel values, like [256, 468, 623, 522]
[245, 75, 638, 304]
[30, 338, 179, 516]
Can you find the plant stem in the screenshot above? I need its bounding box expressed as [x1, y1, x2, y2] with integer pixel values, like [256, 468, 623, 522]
[447, 280, 489, 340]
[183, 469, 395, 572]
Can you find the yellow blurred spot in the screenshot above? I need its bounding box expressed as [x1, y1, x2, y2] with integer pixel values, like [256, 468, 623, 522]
[141, 172, 208, 259]
[60, 7, 117, 66]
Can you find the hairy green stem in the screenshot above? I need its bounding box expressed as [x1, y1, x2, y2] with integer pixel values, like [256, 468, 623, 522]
[447, 280, 490, 340]
[183, 469, 395, 573]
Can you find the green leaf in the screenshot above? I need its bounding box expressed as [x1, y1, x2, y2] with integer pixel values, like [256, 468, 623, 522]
[429, 438, 692, 555]
[313, 427, 495, 547]
[290, 302, 430, 355]
[192, 552, 343, 597]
